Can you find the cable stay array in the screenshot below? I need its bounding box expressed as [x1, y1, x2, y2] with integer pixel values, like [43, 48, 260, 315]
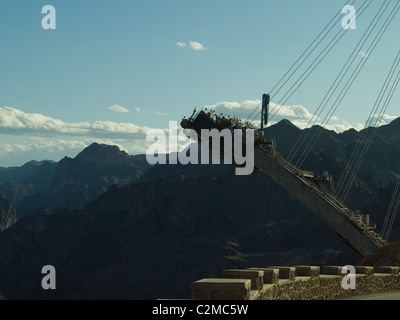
[246, 0, 370, 125]
[288, 0, 397, 164]
[335, 50, 400, 203]
[292, 0, 400, 169]
[382, 177, 400, 240]
[242, 1, 400, 241]
[184, 1, 400, 246]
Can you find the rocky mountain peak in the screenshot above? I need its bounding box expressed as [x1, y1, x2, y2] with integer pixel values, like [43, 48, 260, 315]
[74, 143, 129, 163]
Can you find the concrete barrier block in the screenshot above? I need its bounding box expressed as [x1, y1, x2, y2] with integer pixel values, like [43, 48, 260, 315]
[321, 266, 343, 276]
[248, 268, 279, 284]
[191, 278, 251, 300]
[295, 265, 320, 278]
[375, 266, 400, 274]
[269, 266, 296, 280]
[222, 269, 264, 291]
[191, 264, 400, 301]
[355, 266, 374, 276]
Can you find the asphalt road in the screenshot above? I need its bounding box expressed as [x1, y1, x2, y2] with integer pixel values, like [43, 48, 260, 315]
[343, 291, 400, 300]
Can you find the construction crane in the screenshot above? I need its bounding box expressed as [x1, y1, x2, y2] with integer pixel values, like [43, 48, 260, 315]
[181, 95, 389, 258]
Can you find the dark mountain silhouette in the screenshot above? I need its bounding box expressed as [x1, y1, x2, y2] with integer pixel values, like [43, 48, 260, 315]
[0, 119, 399, 299]
[0, 193, 18, 232]
[0, 167, 359, 300]
[265, 118, 400, 185]
[15, 143, 152, 215]
[0, 161, 57, 204]
[0, 160, 54, 184]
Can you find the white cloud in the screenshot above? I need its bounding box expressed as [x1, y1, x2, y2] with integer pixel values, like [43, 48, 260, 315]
[203, 99, 398, 133]
[367, 114, 399, 126]
[135, 106, 167, 116]
[0, 106, 173, 165]
[1, 102, 398, 167]
[108, 104, 129, 113]
[176, 41, 206, 51]
[322, 121, 364, 132]
[176, 42, 186, 48]
[0, 106, 151, 139]
[205, 99, 315, 123]
[270, 103, 315, 121]
[204, 100, 259, 119]
[188, 41, 206, 51]
[149, 110, 168, 116]
[0, 106, 91, 135]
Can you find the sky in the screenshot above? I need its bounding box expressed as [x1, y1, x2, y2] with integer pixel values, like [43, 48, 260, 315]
[0, 0, 400, 166]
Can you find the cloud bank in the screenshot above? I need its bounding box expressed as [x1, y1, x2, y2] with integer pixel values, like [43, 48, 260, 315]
[0, 106, 151, 139]
[0, 106, 158, 166]
[204, 99, 396, 132]
[0, 101, 397, 167]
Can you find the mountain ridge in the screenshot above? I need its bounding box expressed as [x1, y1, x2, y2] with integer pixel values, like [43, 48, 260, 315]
[0, 119, 400, 299]
[16, 143, 151, 215]
[265, 118, 400, 185]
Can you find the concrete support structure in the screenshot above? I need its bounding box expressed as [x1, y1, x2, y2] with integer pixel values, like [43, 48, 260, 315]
[222, 270, 264, 291]
[181, 109, 388, 259]
[268, 266, 296, 280]
[191, 265, 400, 300]
[375, 266, 400, 274]
[253, 146, 385, 258]
[248, 268, 279, 284]
[191, 278, 251, 300]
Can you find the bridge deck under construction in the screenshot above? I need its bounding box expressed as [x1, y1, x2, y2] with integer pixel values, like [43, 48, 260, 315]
[181, 109, 388, 258]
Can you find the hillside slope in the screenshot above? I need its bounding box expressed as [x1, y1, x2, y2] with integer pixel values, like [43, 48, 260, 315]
[0, 192, 18, 232]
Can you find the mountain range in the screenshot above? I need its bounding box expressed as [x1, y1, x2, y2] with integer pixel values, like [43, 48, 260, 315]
[265, 118, 400, 185]
[0, 118, 400, 299]
[4, 143, 152, 215]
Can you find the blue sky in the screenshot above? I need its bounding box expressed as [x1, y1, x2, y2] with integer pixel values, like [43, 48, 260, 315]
[0, 0, 399, 166]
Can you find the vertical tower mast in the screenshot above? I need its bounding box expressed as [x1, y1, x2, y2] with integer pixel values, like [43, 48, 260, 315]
[261, 94, 270, 131]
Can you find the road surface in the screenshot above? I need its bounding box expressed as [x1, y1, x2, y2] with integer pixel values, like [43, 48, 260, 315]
[342, 291, 400, 300]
